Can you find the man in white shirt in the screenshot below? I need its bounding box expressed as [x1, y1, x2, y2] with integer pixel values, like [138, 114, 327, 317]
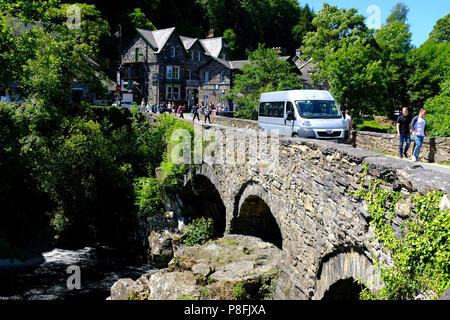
[410, 108, 428, 162]
[344, 109, 352, 131]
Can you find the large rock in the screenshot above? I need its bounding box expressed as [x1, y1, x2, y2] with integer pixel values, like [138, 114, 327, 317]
[148, 230, 175, 268]
[109, 278, 136, 300]
[112, 234, 283, 300]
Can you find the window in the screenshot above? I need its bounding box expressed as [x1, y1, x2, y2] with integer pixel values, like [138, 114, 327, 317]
[166, 85, 181, 100]
[127, 49, 131, 60]
[295, 100, 342, 119]
[135, 48, 139, 62]
[221, 53, 227, 60]
[171, 47, 176, 57]
[204, 71, 209, 83]
[286, 101, 294, 115]
[220, 72, 225, 83]
[197, 51, 201, 62]
[166, 66, 180, 80]
[186, 70, 192, 80]
[191, 51, 195, 61]
[259, 102, 285, 118]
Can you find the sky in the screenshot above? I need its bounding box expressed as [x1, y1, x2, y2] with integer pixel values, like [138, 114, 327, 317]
[300, 0, 450, 47]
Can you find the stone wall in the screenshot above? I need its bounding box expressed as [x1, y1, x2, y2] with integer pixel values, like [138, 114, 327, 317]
[144, 113, 450, 299]
[197, 115, 450, 164]
[183, 122, 450, 300]
[351, 131, 450, 164]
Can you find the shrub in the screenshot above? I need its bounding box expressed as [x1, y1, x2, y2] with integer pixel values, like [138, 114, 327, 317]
[184, 217, 215, 246]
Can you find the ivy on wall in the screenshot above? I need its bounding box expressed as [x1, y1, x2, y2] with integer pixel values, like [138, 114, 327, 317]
[352, 164, 450, 300]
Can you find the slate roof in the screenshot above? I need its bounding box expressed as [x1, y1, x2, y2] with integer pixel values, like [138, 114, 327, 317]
[179, 36, 198, 50]
[199, 37, 229, 58]
[136, 27, 176, 53]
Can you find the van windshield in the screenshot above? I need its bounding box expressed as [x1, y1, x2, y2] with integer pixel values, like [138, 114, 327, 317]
[295, 100, 342, 119]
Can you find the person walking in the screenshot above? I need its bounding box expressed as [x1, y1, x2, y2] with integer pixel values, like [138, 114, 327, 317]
[204, 105, 211, 124]
[177, 104, 184, 119]
[410, 108, 428, 162]
[396, 107, 412, 159]
[192, 104, 200, 122]
[344, 109, 352, 131]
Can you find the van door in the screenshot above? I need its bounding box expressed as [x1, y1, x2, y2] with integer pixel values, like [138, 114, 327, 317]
[258, 101, 285, 134]
[283, 101, 296, 136]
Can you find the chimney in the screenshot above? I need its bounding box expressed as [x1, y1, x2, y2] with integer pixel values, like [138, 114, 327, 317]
[207, 29, 215, 38]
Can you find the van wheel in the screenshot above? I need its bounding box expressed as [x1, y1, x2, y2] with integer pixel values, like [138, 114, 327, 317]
[292, 133, 298, 138]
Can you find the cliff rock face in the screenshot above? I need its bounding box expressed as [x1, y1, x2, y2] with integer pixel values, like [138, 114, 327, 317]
[109, 234, 283, 300]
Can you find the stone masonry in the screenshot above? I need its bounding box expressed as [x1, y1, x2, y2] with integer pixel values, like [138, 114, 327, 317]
[146, 113, 450, 299]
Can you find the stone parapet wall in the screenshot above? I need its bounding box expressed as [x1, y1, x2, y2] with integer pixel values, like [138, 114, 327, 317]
[189, 123, 449, 299]
[351, 131, 450, 164]
[143, 112, 449, 299]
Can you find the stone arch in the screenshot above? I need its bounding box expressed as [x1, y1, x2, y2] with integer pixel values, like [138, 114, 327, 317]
[180, 164, 227, 236]
[313, 249, 381, 300]
[230, 181, 283, 249]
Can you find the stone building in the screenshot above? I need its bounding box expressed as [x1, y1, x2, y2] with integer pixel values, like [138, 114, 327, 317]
[293, 49, 329, 90]
[120, 27, 245, 109]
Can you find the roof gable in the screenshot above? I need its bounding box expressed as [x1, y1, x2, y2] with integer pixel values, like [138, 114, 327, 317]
[199, 37, 228, 58]
[136, 27, 176, 53]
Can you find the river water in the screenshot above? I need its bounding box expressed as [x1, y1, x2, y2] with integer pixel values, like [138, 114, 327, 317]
[0, 246, 156, 300]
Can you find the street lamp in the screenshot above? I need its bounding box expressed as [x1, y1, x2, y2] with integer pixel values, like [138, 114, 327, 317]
[115, 24, 122, 106]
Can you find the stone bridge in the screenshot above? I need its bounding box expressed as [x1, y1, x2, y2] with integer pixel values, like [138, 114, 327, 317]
[148, 114, 450, 300]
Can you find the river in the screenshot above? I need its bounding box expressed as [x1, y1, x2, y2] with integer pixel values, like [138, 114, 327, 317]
[0, 246, 156, 300]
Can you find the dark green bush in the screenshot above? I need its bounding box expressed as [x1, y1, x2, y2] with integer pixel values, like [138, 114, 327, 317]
[184, 217, 215, 246]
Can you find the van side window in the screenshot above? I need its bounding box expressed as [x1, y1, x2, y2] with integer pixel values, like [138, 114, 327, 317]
[286, 102, 294, 115]
[259, 102, 284, 118]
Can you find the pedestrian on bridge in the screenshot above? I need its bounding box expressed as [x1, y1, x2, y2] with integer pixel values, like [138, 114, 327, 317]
[397, 107, 412, 159]
[411, 108, 428, 162]
[192, 104, 200, 122]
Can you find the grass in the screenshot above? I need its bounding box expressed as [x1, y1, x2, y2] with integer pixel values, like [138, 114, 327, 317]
[357, 119, 395, 134]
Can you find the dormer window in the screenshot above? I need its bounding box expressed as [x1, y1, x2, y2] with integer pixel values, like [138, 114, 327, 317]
[197, 51, 201, 62]
[191, 51, 195, 61]
[135, 48, 140, 62]
[171, 47, 176, 58]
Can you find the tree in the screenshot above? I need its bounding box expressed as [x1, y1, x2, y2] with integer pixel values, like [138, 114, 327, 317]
[424, 80, 450, 137]
[408, 14, 450, 110]
[292, 4, 316, 47]
[375, 4, 413, 116]
[301, 4, 369, 64]
[129, 8, 156, 30]
[386, 2, 409, 24]
[229, 45, 303, 119]
[320, 38, 386, 116]
[429, 13, 450, 43]
[222, 28, 237, 56]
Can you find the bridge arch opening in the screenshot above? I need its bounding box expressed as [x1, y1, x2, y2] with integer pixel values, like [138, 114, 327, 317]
[179, 174, 226, 236]
[231, 195, 282, 249]
[322, 278, 365, 300]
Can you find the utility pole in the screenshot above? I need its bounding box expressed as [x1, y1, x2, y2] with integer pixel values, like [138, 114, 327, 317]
[115, 24, 122, 106]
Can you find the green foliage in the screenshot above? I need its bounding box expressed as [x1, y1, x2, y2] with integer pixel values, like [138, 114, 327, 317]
[357, 119, 395, 133]
[292, 4, 316, 47]
[352, 177, 450, 300]
[232, 282, 245, 299]
[129, 8, 156, 30]
[386, 2, 409, 24]
[133, 113, 194, 218]
[229, 45, 302, 120]
[424, 80, 450, 137]
[184, 217, 215, 246]
[197, 0, 304, 58]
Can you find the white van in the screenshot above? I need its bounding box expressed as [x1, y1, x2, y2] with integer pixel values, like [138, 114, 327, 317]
[258, 90, 349, 142]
